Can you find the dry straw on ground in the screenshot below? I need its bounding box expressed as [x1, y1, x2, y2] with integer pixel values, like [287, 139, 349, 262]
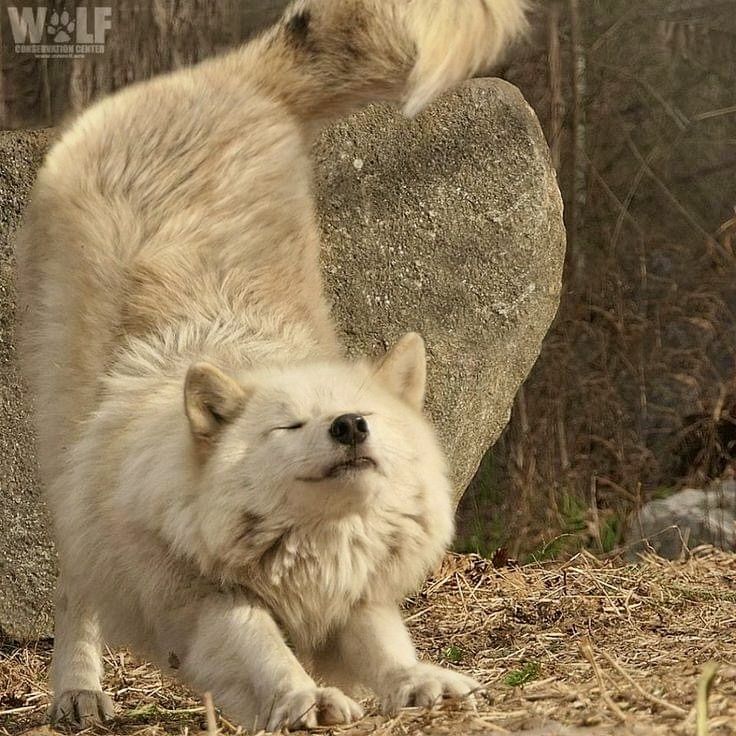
[2, 548, 734, 736]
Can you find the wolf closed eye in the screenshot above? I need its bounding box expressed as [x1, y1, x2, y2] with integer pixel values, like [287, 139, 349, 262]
[272, 421, 306, 432]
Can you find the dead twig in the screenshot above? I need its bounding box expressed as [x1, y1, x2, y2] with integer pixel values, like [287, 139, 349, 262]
[597, 649, 687, 716]
[579, 636, 627, 722]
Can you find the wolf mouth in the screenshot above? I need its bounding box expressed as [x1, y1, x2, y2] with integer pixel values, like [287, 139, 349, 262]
[325, 456, 377, 477]
[298, 456, 378, 483]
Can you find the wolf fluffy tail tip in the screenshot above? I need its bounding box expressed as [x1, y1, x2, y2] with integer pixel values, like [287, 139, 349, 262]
[401, 0, 530, 118]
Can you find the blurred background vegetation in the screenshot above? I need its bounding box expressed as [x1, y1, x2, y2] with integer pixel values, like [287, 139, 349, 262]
[456, 0, 736, 559]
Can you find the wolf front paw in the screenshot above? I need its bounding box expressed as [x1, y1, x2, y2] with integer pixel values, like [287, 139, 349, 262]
[382, 663, 480, 714]
[266, 686, 363, 731]
[49, 689, 115, 729]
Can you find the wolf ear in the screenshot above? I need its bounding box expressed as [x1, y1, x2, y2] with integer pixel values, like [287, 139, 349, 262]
[184, 363, 249, 442]
[375, 332, 427, 410]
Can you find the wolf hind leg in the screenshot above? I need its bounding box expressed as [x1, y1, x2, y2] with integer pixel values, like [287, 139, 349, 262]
[48, 578, 114, 729]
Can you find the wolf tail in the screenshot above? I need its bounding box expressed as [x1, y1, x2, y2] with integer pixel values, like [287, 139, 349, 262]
[245, 0, 528, 124]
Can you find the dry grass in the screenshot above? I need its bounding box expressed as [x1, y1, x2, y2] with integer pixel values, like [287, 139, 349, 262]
[2, 548, 734, 736]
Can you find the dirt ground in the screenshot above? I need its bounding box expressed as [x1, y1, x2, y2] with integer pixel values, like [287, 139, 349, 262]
[1, 548, 734, 736]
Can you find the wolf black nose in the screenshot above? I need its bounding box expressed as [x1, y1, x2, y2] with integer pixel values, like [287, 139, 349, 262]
[330, 414, 369, 445]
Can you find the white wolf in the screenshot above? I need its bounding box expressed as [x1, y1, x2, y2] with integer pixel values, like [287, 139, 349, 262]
[15, 0, 527, 730]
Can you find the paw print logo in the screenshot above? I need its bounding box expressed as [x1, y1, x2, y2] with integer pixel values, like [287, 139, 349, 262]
[47, 10, 75, 43]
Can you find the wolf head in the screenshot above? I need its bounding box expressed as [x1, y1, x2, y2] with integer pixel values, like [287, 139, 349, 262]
[182, 333, 453, 569]
[185, 333, 450, 515]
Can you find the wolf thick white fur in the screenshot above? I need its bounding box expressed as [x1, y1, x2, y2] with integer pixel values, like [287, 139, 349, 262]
[16, 0, 527, 730]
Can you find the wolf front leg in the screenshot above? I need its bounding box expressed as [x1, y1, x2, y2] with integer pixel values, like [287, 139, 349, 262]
[311, 603, 480, 714]
[169, 595, 363, 732]
[48, 578, 114, 729]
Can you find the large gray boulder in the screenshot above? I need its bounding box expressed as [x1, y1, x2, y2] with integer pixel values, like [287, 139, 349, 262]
[625, 480, 736, 560]
[318, 80, 564, 497]
[0, 79, 565, 640]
